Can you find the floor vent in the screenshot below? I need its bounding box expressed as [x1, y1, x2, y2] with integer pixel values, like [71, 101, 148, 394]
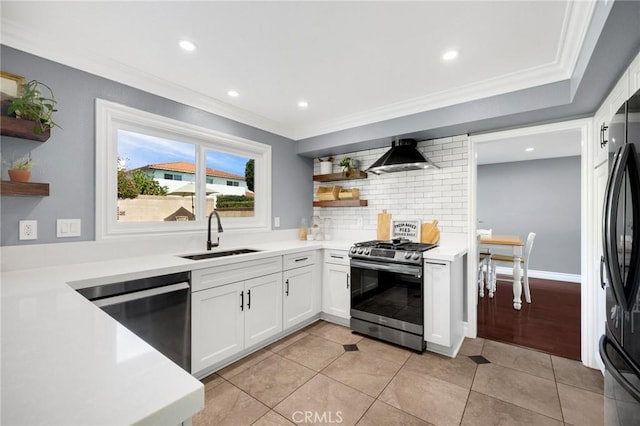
[469, 355, 491, 364]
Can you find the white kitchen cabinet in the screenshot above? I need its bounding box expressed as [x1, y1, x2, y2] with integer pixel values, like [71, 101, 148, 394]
[244, 273, 283, 347]
[282, 250, 320, 330]
[594, 69, 630, 167]
[191, 256, 284, 374]
[192, 281, 244, 373]
[322, 250, 350, 322]
[594, 161, 609, 365]
[192, 272, 283, 373]
[423, 256, 464, 357]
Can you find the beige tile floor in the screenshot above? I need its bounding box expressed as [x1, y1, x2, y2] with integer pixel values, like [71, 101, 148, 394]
[194, 321, 604, 426]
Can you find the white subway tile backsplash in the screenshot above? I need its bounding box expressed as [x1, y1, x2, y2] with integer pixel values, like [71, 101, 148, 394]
[313, 135, 469, 235]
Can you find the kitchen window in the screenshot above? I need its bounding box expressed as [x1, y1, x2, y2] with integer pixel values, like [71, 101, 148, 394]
[95, 99, 271, 240]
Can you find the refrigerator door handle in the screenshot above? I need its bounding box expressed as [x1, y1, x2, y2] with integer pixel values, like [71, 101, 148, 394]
[600, 334, 640, 403]
[603, 143, 640, 311]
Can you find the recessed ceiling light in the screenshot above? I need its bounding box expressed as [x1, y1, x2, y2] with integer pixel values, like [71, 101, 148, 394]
[179, 40, 196, 52]
[442, 50, 459, 61]
[227, 90, 239, 97]
[525, 147, 535, 152]
[298, 101, 309, 108]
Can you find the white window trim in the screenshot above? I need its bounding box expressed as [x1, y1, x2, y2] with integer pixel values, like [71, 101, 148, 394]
[95, 99, 272, 241]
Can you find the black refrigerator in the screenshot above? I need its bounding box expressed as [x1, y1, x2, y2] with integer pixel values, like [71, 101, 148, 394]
[601, 88, 640, 425]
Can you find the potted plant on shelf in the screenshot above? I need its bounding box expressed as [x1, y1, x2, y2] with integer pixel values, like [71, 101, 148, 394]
[5, 80, 59, 136]
[339, 157, 356, 177]
[5, 154, 34, 183]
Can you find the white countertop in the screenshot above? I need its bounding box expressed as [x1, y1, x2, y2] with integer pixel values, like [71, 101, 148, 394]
[1, 238, 466, 425]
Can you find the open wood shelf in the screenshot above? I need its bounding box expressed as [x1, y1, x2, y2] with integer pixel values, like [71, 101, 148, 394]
[0, 116, 50, 142]
[313, 199, 367, 207]
[0, 181, 50, 196]
[312, 171, 367, 182]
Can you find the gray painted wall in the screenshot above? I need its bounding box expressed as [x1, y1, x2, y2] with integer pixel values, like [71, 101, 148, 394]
[477, 156, 581, 274]
[0, 46, 312, 246]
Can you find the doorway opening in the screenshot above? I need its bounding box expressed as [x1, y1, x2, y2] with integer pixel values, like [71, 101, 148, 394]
[467, 119, 594, 364]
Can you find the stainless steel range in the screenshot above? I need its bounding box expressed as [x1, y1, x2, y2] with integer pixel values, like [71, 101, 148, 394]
[349, 238, 437, 351]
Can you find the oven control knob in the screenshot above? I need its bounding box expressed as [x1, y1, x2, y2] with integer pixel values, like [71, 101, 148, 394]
[364, 248, 371, 255]
[412, 252, 420, 260]
[404, 252, 412, 259]
[350, 247, 357, 254]
[357, 248, 364, 254]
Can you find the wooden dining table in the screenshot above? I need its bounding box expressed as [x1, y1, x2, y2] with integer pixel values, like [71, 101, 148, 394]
[480, 234, 525, 310]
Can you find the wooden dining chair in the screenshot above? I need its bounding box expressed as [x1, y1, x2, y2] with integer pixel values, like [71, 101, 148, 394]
[477, 232, 493, 298]
[489, 232, 536, 303]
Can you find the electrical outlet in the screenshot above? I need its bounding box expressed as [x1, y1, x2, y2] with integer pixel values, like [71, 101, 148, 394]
[19, 220, 37, 240]
[274, 217, 281, 228]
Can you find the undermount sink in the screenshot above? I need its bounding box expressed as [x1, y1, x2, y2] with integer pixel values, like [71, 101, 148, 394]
[180, 248, 260, 261]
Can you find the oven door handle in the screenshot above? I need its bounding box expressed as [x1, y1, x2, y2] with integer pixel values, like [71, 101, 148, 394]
[93, 282, 190, 308]
[350, 259, 422, 277]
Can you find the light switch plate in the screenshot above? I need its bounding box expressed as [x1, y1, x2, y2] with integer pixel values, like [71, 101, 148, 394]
[19, 220, 37, 240]
[57, 219, 81, 238]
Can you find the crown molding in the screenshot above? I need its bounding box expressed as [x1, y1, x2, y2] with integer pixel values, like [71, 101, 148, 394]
[554, 0, 597, 80]
[291, 60, 570, 140]
[0, 20, 295, 139]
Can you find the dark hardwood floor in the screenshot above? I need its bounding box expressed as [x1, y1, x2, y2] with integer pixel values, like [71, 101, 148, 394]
[477, 275, 581, 360]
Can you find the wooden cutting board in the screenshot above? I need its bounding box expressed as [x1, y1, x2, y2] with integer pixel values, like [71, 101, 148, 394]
[421, 220, 440, 244]
[377, 210, 391, 240]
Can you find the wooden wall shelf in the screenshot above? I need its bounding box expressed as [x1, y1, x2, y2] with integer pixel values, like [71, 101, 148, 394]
[0, 181, 50, 196]
[0, 116, 50, 142]
[313, 199, 367, 207]
[313, 171, 367, 182]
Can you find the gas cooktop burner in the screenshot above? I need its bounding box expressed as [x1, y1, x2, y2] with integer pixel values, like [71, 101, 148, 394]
[354, 239, 436, 251]
[349, 239, 437, 264]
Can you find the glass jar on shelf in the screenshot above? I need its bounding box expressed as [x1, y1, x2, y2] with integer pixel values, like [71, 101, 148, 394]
[298, 218, 309, 241]
[311, 215, 322, 240]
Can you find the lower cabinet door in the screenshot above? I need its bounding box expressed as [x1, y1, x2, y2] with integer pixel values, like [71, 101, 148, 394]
[244, 273, 283, 348]
[283, 265, 315, 329]
[192, 281, 244, 373]
[424, 261, 451, 347]
[322, 263, 350, 319]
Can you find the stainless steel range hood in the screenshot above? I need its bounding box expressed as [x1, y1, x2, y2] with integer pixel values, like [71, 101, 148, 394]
[366, 139, 439, 175]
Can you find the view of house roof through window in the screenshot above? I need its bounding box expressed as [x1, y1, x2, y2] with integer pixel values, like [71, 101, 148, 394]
[116, 130, 255, 223]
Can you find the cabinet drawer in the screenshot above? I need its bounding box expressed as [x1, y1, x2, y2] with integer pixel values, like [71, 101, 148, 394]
[324, 250, 349, 266]
[192, 256, 282, 292]
[283, 250, 317, 270]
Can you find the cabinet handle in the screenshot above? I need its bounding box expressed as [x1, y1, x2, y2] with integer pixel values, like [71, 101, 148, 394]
[247, 289, 251, 309]
[294, 257, 309, 263]
[331, 255, 344, 259]
[346, 273, 350, 289]
[285, 279, 289, 296]
[601, 123, 609, 148]
[240, 291, 244, 311]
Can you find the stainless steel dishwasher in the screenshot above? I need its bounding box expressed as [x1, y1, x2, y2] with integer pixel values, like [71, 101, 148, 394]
[77, 271, 191, 372]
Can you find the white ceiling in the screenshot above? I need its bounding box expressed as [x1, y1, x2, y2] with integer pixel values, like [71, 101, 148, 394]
[1, 1, 595, 140]
[476, 128, 582, 165]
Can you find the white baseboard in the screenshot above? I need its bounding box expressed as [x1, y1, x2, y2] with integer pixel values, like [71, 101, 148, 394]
[494, 266, 581, 283]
